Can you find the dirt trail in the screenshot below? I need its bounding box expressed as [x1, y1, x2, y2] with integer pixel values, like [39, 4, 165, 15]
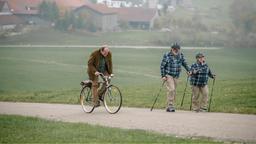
[0, 102, 255, 143]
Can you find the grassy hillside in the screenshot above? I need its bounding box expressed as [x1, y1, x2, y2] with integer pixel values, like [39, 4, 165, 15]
[0, 47, 255, 114]
[0, 28, 163, 46]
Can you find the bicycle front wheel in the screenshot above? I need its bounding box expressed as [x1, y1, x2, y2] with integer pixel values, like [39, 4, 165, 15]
[80, 86, 94, 113]
[103, 85, 122, 114]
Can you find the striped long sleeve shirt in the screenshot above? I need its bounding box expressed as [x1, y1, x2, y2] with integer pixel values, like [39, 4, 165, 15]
[160, 52, 190, 78]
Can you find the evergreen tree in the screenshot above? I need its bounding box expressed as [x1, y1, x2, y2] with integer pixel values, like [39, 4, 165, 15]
[39, 1, 60, 22]
[39, 1, 48, 18]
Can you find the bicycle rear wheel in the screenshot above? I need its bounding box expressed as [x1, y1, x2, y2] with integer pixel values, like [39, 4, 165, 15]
[80, 86, 94, 113]
[103, 85, 122, 114]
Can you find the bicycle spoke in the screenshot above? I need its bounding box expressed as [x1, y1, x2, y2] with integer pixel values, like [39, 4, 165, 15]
[103, 85, 122, 114]
[80, 86, 94, 113]
[81, 74, 122, 114]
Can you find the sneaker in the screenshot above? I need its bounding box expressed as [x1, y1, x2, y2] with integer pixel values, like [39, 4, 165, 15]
[193, 109, 200, 113]
[166, 107, 175, 112]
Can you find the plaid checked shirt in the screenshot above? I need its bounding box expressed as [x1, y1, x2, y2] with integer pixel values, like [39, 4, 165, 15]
[160, 52, 190, 78]
[190, 62, 214, 86]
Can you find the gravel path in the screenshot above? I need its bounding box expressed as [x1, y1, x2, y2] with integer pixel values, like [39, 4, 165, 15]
[0, 102, 255, 143]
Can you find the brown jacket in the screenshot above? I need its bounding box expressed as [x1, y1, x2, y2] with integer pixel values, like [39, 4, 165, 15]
[87, 49, 113, 81]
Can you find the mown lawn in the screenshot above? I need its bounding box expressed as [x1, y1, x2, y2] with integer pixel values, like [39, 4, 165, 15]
[0, 47, 255, 114]
[0, 115, 221, 143]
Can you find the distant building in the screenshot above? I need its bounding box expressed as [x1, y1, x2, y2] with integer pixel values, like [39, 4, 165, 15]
[97, 0, 111, 6]
[111, 0, 132, 8]
[74, 3, 118, 32]
[2, 0, 86, 25]
[5, 0, 42, 25]
[0, 14, 25, 30]
[148, 0, 158, 9]
[0, 0, 159, 32]
[114, 7, 159, 29]
[0, 0, 12, 14]
[0, 1, 25, 30]
[97, 0, 135, 8]
[158, 0, 193, 10]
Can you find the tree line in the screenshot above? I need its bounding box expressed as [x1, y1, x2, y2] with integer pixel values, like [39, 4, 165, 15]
[228, 0, 256, 48]
[154, 0, 256, 48]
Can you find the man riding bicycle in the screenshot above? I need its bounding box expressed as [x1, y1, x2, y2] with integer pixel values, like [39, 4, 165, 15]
[87, 45, 113, 107]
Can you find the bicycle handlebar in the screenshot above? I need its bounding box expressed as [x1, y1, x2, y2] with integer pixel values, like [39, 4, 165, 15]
[98, 73, 114, 82]
[98, 73, 114, 77]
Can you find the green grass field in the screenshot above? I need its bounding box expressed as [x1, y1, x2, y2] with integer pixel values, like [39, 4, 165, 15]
[0, 46, 256, 114]
[0, 28, 163, 46]
[0, 115, 221, 143]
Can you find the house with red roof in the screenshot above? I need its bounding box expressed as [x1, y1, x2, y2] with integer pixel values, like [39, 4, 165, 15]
[5, 0, 86, 15]
[74, 3, 158, 31]
[1, 0, 158, 32]
[113, 7, 158, 30]
[74, 3, 118, 32]
[5, 0, 46, 25]
[1, 0, 86, 25]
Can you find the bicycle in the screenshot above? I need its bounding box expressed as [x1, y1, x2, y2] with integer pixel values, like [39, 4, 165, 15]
[80, 73, 122, 114]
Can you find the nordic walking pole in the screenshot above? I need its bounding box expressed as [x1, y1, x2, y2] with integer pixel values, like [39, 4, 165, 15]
[190, 93, 193, 110]
[208, 78, 216, 112]
[150, 81, 165, 111]
[180, 75, 189, 107]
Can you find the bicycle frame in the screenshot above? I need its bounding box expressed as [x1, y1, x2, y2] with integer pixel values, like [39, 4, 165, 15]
[80, 72, 122, 114]
[98, 73, 114, 90]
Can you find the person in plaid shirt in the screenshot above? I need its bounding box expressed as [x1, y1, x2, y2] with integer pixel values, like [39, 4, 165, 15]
[190, 52, 215, 112]
[160, 43, 190, 112]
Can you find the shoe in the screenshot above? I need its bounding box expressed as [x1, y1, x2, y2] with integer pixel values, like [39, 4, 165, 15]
[193, 109, 200, 113]
[199, 108, 208, 112]
[94, 101, 100, 108]
[166, 106, 175, 112]
[99, 95, 103, 101]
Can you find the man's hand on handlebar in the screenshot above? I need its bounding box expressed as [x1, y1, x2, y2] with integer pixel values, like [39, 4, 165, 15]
[95, 71, 100, 76]
[95, 72, 114, 77]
